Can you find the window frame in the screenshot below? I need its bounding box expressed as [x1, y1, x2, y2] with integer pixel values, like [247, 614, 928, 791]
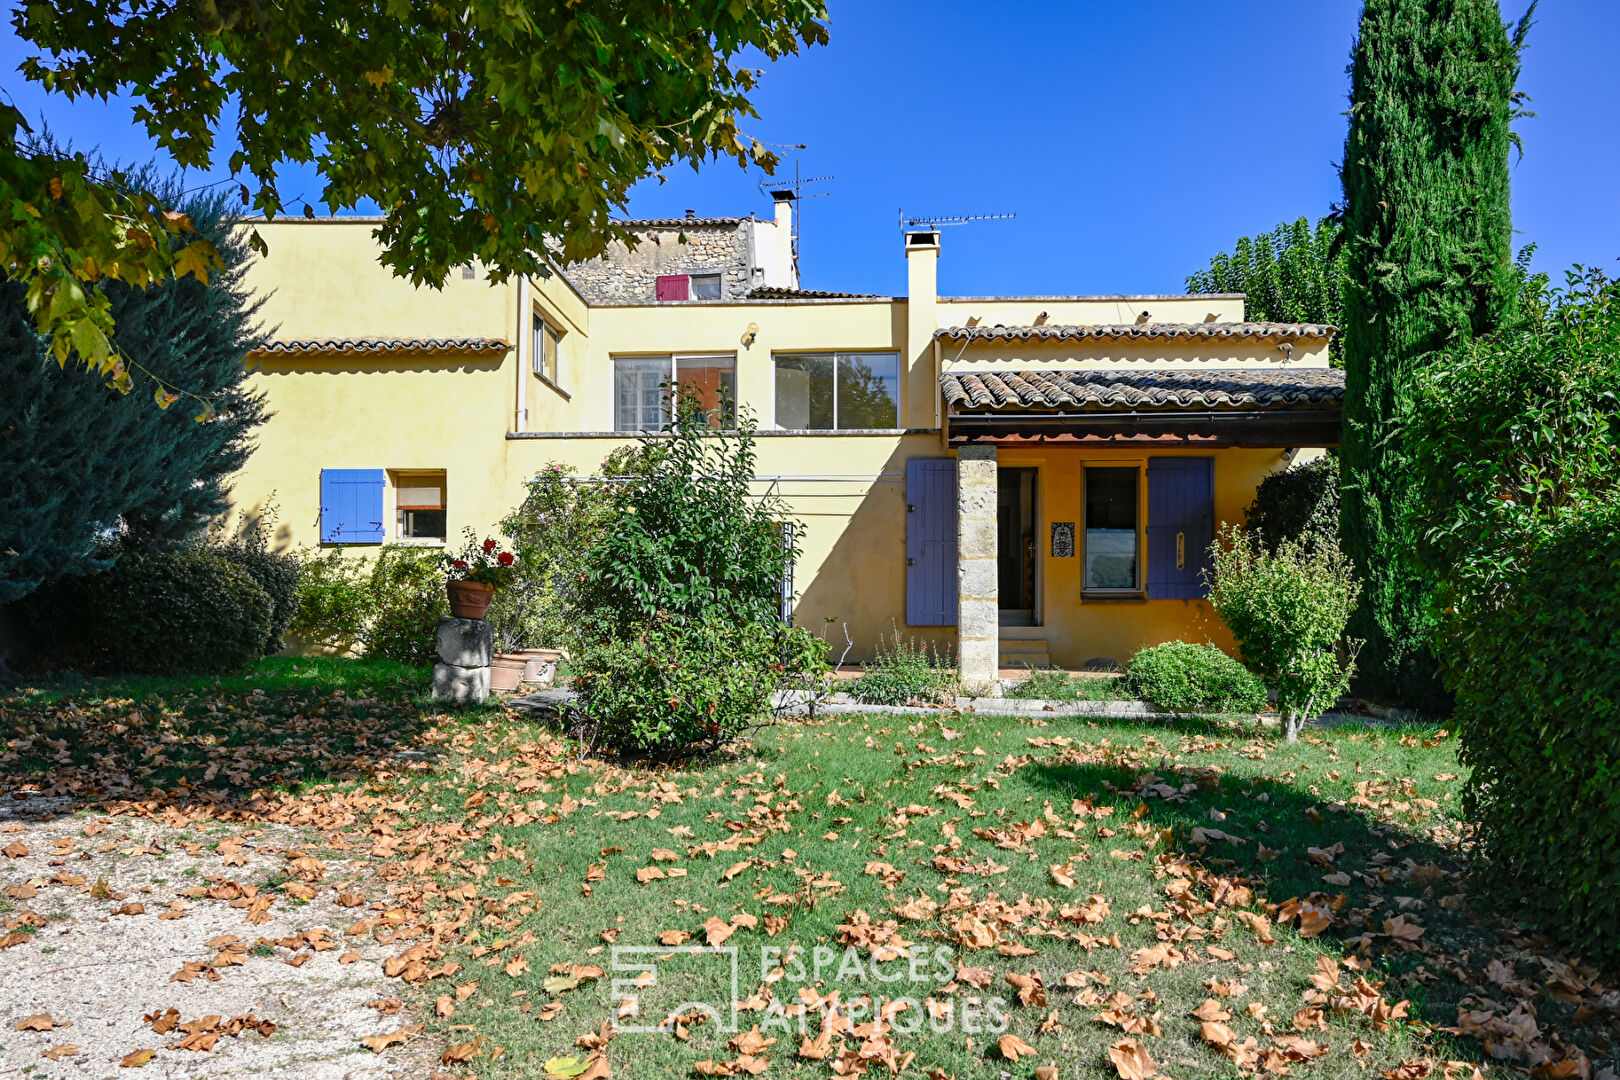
[611, 353, 738, 432]
[1079, 461, 1147, 597]
[769, 350, 902, 431]
[389, 469, 448, 546]
[532, 311, 564, 390]
[689, 272, 723, 300]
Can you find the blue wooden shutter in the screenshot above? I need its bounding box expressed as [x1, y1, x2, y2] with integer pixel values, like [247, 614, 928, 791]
[320, 469, 386, 543]
[906, 458, 958, 625]
[1146, 458, 1214, 599]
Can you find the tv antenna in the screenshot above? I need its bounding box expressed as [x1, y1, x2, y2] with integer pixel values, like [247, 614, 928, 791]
[758, 160, 833, 274]
[899, 210, 1016, 231]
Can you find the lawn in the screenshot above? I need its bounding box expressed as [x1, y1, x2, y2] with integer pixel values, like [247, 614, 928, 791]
[1, 660, 1611, 1079]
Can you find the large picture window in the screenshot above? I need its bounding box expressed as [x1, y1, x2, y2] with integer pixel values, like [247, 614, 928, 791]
[613, 355, 736, 431]
[773, 352, 899, 430]
[1084, 466, 1139, 591]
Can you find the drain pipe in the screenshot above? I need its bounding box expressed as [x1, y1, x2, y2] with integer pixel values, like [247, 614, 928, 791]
[514, 274, 530, 433]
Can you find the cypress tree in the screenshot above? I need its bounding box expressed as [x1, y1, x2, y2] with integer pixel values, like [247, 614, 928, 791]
[1337, 0, 1531, 706]
[0, 179, 267, 605]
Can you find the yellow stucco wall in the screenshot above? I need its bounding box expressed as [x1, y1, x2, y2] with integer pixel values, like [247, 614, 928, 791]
[230, 219, 1326, 665]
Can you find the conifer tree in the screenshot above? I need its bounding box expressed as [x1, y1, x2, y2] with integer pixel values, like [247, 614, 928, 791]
[1337, 0, 1532, 706]
[0, 178, 267, 604]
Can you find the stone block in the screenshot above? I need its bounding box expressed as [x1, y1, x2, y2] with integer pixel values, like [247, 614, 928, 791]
[437, 617, 493, 668]
[433, 663, 490, 705]
[957, 599, 999, 642]
[958, 558, 997, 600]
[958, 638, 999, 691]
[958, 521, 998, 560]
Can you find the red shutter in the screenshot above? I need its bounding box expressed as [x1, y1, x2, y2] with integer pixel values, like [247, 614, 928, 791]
[655, 274, 689, 301]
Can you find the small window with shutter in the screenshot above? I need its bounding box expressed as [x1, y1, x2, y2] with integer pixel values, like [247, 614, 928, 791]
[655, 274, 690, 301]
[391, 470, 447, 543]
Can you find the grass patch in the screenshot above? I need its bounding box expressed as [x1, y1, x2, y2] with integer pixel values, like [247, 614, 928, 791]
[4, 659, 1607, 1078]
[1003, 668, 1133, 702]
[393, 712, 1526, 1079]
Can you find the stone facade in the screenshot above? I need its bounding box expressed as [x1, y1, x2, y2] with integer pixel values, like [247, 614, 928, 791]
[956, 445, 999, 693]
[564, 220, 760, 304]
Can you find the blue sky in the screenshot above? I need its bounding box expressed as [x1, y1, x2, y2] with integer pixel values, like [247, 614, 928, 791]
[3, 1, 1614, 298]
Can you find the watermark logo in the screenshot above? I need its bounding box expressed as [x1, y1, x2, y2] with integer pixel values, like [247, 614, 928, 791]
[608, 944, 1008, 1037]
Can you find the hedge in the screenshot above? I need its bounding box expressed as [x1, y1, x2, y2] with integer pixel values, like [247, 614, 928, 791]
[1453, 501, 1620, 966]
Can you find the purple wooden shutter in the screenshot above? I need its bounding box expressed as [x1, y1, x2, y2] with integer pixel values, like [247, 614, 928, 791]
[655, 274, 689, 301]
[1146, 458, 1214, 599]
[906, 458, 958, 625]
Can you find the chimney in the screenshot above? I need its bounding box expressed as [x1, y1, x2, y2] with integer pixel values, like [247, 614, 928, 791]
[905, 229, 940, 431]
[763, 190, 798, 290]
[684, 208, 695, 219]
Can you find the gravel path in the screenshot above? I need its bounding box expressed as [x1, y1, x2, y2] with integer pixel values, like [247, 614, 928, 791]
[0, 796, 438, 1079]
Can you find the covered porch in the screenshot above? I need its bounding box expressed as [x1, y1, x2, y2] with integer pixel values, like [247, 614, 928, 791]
[930, 366, 1345, 691]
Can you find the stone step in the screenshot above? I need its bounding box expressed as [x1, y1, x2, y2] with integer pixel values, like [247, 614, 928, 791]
[998, 639, 1051, 669]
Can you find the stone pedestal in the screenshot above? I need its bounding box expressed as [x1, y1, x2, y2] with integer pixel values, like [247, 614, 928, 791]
[956, 445, 999, 695]
[433, 617, 492, 705]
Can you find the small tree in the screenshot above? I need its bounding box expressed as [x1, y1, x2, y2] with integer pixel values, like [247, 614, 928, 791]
[573, 397, 797, 642]
[569, 395, 822, 755]
[1245, 457, 1340, 555]
[1207, 525, 1362, 741]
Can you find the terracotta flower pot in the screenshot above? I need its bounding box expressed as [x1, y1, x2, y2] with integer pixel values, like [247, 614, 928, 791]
[446, 579, 494, 620]
[518, 648, 563, 685]
[490, 653, 527, 692]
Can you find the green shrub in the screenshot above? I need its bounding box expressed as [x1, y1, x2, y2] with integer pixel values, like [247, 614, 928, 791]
[1207, 525, 1360, 740]
[1448, 501, 1620, 968]
[211, 511, 301, 653]
[1126, 641, 1266, 714]
[288, 546, 446, 664]
[568, 401, 810, 753]
[1003, 668, 1131, 703]
[1244, 456, 1339, 555]
[573, 613, 811, 756]
[490, 455, 630, 653]
[850, 630, 956, 706]
[20, 546, 272, 675]
[572, 399, 796, 642]
[1407, 270, 1620, 966]
[365, 548, 448, 665]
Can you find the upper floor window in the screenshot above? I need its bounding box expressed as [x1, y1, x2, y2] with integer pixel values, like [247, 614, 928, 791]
[393, 470, 447, 543]
[773, 352, 900, 430]
[532, 313, 561, 385]
[613, 354, 736, 431]
[654, 273, 723, 301]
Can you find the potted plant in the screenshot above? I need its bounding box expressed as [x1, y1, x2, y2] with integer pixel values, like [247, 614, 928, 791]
[444, 533, 518, 620]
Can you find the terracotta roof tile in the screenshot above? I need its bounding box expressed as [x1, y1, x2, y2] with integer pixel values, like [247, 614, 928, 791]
[250, 337, 512, 357]
[936, 321, 1337, 345]
[941, 368, 1345, 413]
[747, 286, 883, 300]
[614, 216, 746, 228]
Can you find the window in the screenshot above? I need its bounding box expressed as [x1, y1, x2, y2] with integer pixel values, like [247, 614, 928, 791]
[613, 355, 736, 431]
[532, 313, 561, 385]
[773, 352, 900, 430]
[1084, 466, 1139, 591]
[655, 273, 723, 301]
[393, 471, 446, 543]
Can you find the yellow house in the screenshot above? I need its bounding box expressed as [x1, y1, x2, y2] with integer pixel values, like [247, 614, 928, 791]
[232, 203, 1339, 689]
